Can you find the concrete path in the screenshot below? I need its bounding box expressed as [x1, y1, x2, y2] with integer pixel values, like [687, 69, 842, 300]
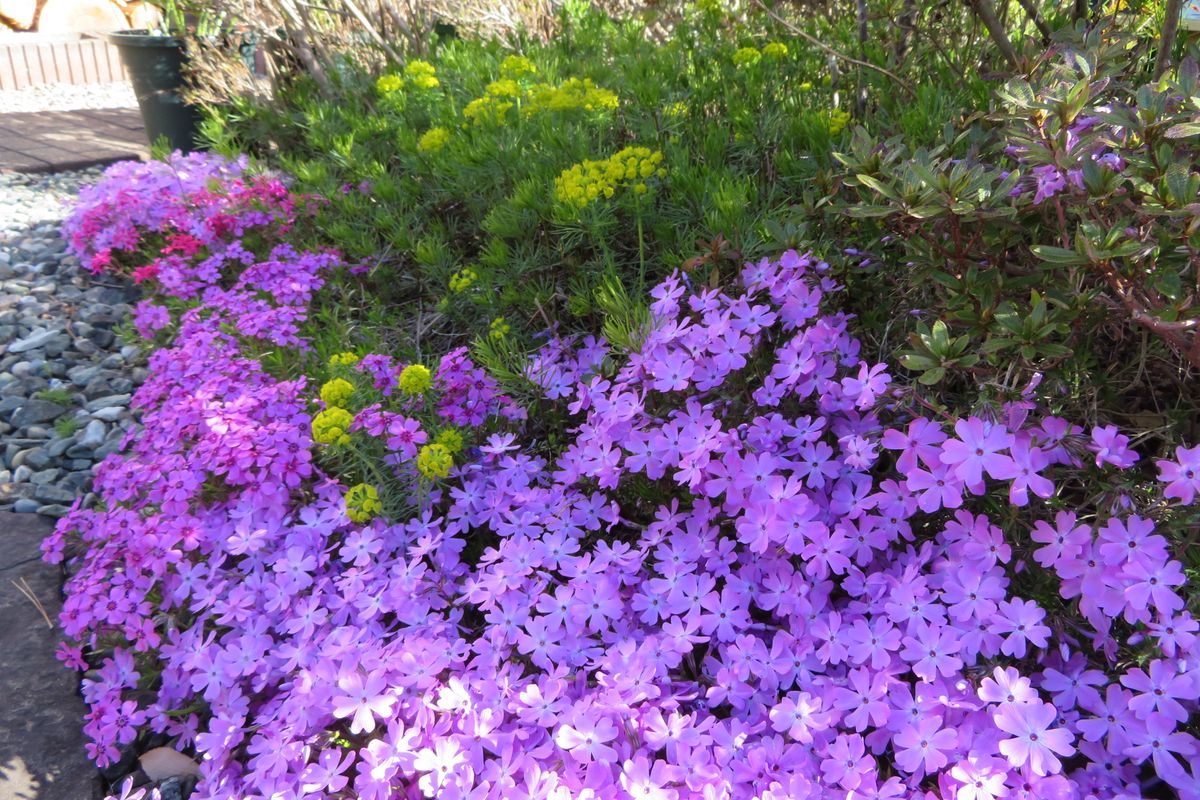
[0, 510, 98, 800]
[0, 109, 146, 173]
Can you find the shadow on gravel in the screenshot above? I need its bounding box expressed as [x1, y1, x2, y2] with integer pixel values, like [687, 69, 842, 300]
[0, 510, 101, 800]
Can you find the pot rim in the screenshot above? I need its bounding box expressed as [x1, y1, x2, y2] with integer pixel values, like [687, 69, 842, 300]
[106, 29, 185, 47]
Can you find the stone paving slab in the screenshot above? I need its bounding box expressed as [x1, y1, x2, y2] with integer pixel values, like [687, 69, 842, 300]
[0, 108, 146, 173]
[0, 510, 99, 800]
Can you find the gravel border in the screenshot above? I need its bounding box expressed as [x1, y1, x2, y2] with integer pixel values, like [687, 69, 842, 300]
[0, 168, 143, 516]
[0, 81, 138, 113]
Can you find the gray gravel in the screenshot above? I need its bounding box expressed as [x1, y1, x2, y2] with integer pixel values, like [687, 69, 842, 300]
[0, 169, 144, 517]
[0, 81, 138, 113]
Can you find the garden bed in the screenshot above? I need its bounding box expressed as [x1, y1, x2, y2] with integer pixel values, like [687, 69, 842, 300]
[43, 4, 1200, 800]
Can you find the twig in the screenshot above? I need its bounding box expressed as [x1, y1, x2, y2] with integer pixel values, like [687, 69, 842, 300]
[1154, 0, 1185, 79]
[1015, 0, 1052, 44]
[13, 578, 53, 629]
[750, 0, 916, 98]
[338, 0, 404, 64]
[966, 0, 1022, 71]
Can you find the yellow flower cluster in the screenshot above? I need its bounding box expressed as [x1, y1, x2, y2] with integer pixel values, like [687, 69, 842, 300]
[554, 146, 666, 210]
[827, 109, 852, 136]
[485, 78, 522, 99]
[435, 428, 464, 453]
[463, 95, 515, 126]
[417, 443, 453, 479]
[524, 78, 618, 114]
[376, 74, 404, 94]
[449, 267, 478, 292]
[344, 483, 382, 522]
[312, 407, 354, 445]
[398, 364, 432, 395]
[500, 55, 537, 79]
[489, 316, 510, 340]
[732, 47, 762, 68]
[460, 73, 617, 127]
[319, 378, 355, 408]
[329, 352, 360, 367]
[404, 59, 439, 90]
[418, 127, 450, 153]
[762, 42, 788, 59]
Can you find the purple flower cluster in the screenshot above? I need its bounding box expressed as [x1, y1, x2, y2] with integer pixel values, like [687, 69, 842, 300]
[50, 160, 1200, 800]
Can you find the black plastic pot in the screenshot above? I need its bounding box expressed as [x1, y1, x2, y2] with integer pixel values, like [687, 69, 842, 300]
[107, 30, 203, 153]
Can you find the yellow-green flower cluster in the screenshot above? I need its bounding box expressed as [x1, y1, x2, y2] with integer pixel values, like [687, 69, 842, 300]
[312, 407, 353, 445]
[762, 42, 788, 59]
[666, 101, 688, 119]
[418, 127, 450, 153]
[489, 316, 510, 340]
[344, 483, 382, 522]
[554, 146, 666, 210]
[524, 78, 618, 114]
[449, 267, 478, 292]
[319, 378, 355, 408]
[417, 443, 453, 479]
[404, 59, 439, 90]
[732, 47, 762, 68]
[376, 74, 404, 94]
[463, 95, 515, 126]
[827, 109, 852, 136]
[435, 428, 464, 453]
[328, 352, 360, 366]
[398, 364, 432, 395]
[499, 55, 537, 79]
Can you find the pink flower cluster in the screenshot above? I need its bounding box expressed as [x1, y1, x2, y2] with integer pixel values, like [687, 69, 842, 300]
[62, 151, 312, 283]
[49, 159, 1200, 800]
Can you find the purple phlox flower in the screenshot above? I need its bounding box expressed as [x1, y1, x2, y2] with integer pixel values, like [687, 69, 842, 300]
[554, 709, 619, 764]
[331, 670, 397, 734]
[893, 714, 957, 776]
[978, 666, 1039, 706]
[1157, 444, 1200, 504]
[1089, 425, 1138, 468]
[992, 701, 1075, 776]
[940, 418, 1016, 491]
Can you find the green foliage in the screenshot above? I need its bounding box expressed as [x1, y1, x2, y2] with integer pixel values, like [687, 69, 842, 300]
[828, 25, 1200, 431]
[54, 416, 81, 438]
[35, 388, 74, 406]
[201, 3, 989, 367]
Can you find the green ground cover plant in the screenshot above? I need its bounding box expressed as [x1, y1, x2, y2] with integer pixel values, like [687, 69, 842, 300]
[200, 1, 990, 366]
